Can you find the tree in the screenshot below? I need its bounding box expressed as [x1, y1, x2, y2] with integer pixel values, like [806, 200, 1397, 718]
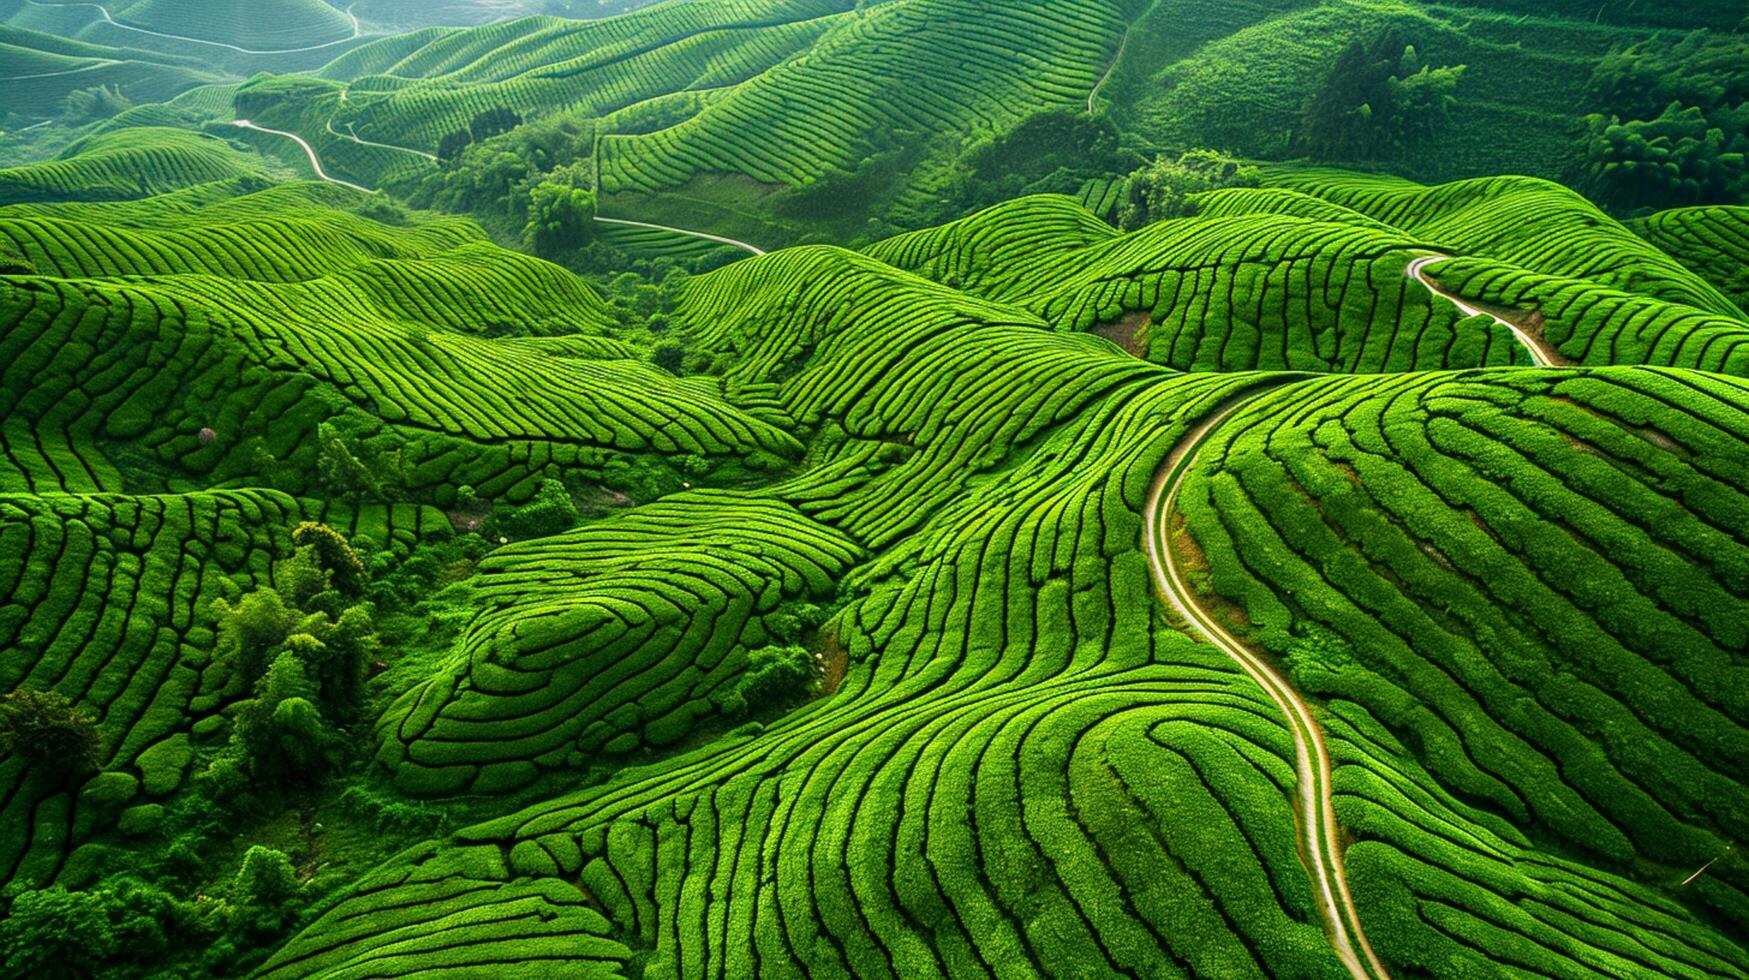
[1118, 150, 1261, 230]
[212, 588, 299, 690]
[497, 479, 581, 539]
[522, 176, 597, 257]
[0, 884, 118, 975]
[292, 522, 366, 598]
[1575, 31, 1749, 212]
[728, 645, 818, 715]
[1297, 31, 1465, 160]
[468, 107, 523, 144]
[0, 689, 103, 776]
[436, 129, 472, 163]
[1575, 103, 1747, 211]
[651, 340, 686, 375]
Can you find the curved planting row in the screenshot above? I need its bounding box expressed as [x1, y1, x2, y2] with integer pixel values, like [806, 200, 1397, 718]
[0, 490, 286, 889]
[1633, 206, 1749, 314]
[1266, 169, 1745, 319]
[0, 205, 480, 281]
[0, 171, 795, 502]
[872, 194, 1524, 374]
[300, 3, 846, 154]
[275, 361, 1749, 977]
[1171, 368, 1749, 937]
[0, 128, 264, 206]
[265, 243, 1749, 974]
[273, 369, 1357, 979]
[597, 0, 1123, 193]
[675, 245, 1171, 546]
[253, 841, 630, 978]
[106, 0, 357, 49]
[376, 493, 859, 796]
[1423, 257, 1749, 375]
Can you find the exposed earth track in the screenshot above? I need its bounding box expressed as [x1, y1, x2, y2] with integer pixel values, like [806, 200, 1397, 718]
[1407, 254, 1561, 366]
[23, 0, 368, 54]
[232, 119, 376, 194]
[1144, 385, 1392, 980]
[592, 215, 766, 255]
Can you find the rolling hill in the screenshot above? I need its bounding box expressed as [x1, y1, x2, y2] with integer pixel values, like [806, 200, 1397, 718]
[0, 2, 1747, 978]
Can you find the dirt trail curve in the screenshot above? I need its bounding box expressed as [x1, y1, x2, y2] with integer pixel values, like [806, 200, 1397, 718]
[324, 120, 439, 162]
[24, 0, 366, 54]
[233, 121, 768, 257]
[232, 120, 376, 194]
[1407, 254, 1561, 367]
[592, 216, 766, 256]
[1144, 386, 1392, 980]
[1087, 26, 1129, 113]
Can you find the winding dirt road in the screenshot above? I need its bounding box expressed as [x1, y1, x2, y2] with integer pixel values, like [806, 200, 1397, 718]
[24, 0, 366, 55]
[1087, 27, 1129, 114]
[233, 120, 766, 257]
[592, 216, 766, 256]
[232, 120, 376, 194]
[1144, 387, 1391, 980]
[325, 120, 439, 161]
[1407, 254, 1560, 367]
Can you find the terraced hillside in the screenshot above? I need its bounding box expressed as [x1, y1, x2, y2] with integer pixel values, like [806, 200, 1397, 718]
[0, 136, 797, 505]
[4, 0, 369, 64]
[1, 3, 1748, 973]
[1634, 207, 1749, 314]
[1102, 0, 1694, 185]
[875, 191, 1749, 377]
[0, 23, 221, 119]
[257, 244, 1749, 979]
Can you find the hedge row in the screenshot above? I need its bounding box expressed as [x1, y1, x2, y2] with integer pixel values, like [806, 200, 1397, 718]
[0, 490, 286, 888]
[1173, 368, 1749, 939]
[872, 194, 1526, 373]
[0, 164, 796, 501]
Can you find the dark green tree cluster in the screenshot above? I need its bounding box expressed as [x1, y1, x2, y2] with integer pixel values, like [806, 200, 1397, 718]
[0, 848, 309, 978]
[1576, 106, 1746, 212]
[1574, 32, 1748, 211]
[436, 107, 526, 163]
[1297, 30, 1465, 161]
[522, 166, 598, 258]
[0, 689, 103, 780]
[413, 110, 592, 228]
[949, 110, 1138, 218]
[202, 524, 380, 794]
[1117, 149, 1261, 230]
[494, 478, 582, 539]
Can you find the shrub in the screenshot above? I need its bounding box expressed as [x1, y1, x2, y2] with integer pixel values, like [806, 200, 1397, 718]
[292, 522, 366, 598]
[212, 589, 299, 690]
[523, 174, 597, 257]
[1118, 150, 1261, 229]
[497, 479, 581, 539]
[1574, 103, 1747, 211]
[231, 846, 303, 940]
[652, 340, 687, 375]
[1297, 31, 1465, 161]
[0, 689, 103, 776]
[732, 645, 818, 713]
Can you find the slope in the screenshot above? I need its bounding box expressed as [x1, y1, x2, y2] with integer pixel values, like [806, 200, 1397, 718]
[263, 244, 1749, 977]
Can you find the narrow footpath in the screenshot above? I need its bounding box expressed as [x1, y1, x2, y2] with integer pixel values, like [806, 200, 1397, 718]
[1144, 387, 1392, 980]
[1407, 254, 1562, 367]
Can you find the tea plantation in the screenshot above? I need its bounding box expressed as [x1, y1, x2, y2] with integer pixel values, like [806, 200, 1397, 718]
[3, 0, 1749, 977]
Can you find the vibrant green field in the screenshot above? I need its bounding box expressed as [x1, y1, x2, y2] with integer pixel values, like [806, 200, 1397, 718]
[1, 1, 1748, 977]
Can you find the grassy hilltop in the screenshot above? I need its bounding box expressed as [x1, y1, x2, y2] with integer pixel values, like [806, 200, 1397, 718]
[0, 0, 1747, 977]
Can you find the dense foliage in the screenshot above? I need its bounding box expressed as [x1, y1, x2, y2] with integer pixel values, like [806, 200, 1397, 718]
[1, 0, 1747, 976]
